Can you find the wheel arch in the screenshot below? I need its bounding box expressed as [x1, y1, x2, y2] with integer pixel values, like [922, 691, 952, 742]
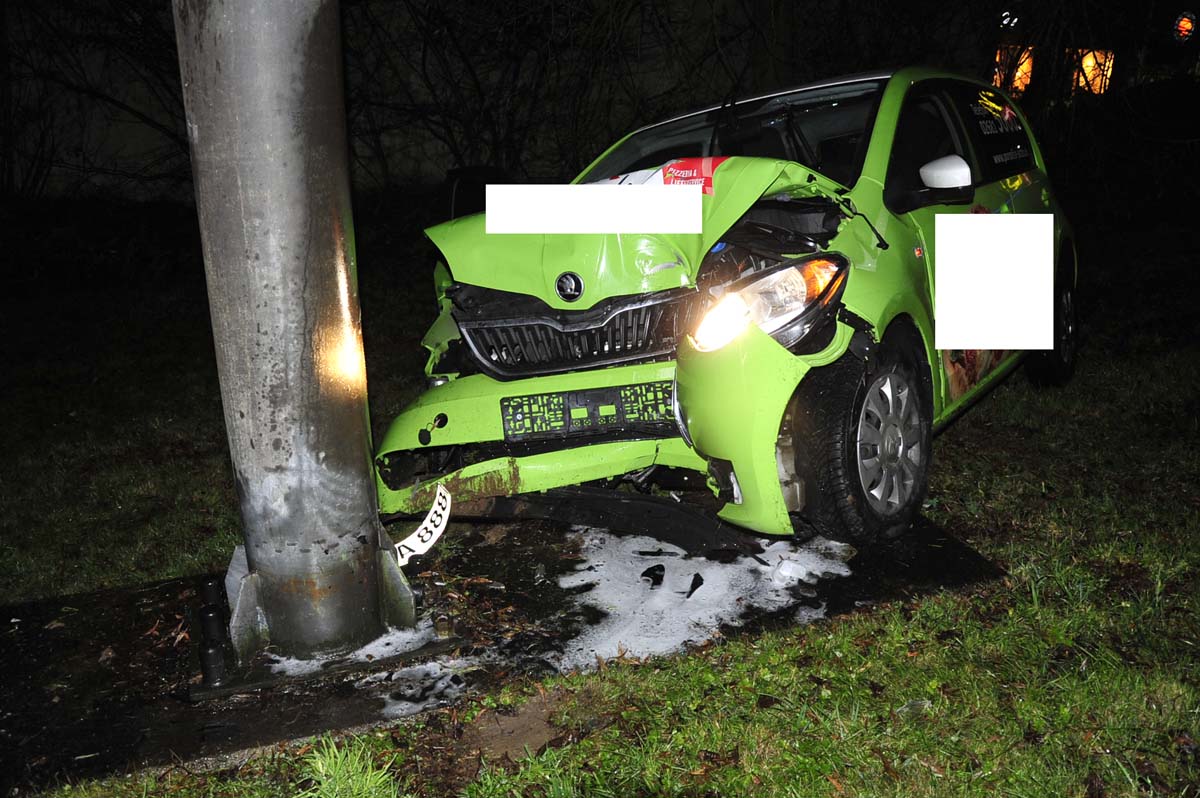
[876, 311, 938, 415]
[864, 307, 945, 412]
[787, 310, 935, 544]
[1059, 236, 1078, 289]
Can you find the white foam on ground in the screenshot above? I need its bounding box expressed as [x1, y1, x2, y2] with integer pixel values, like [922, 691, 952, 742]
[272, 529, 854, 721]
[555, 530, 852, 672]
[368, 659, 474, 719]
[267, 617, 438, 677]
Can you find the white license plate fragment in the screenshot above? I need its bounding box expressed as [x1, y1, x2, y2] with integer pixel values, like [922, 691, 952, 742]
[394, 483, 451, 566]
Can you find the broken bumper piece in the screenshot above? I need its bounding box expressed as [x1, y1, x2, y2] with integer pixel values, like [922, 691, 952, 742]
[675, 318, 855, 536]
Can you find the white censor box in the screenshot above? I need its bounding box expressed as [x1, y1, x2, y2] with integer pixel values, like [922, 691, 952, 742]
[935, 213, 1053, 351]
[485, 183, 702, 235]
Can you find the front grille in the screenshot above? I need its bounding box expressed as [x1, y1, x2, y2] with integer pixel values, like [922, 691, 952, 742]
[458, 294, 695, 379]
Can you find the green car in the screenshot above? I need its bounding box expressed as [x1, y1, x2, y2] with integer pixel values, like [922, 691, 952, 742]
[375, 67, 1077, 546]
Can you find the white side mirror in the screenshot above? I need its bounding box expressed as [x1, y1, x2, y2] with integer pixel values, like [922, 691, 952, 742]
[919, 154, 972, 189]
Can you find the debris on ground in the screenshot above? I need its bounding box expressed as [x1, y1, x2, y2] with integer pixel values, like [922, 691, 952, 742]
[1, 516, 998, 793]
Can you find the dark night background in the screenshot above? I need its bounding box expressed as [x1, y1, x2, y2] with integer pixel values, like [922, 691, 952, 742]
[2, 0, 1197, 242]
[2, 1, 1200, 795]
[1, 0, 1198, 600]
[1, 0, 1198, 610]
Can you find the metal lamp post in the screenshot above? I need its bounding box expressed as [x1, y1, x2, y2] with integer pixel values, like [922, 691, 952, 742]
[173, 0, 414, 660]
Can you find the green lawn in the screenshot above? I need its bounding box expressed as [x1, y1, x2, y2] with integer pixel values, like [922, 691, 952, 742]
[0, 227, 436, 605]
[15, 230, 1200, 796]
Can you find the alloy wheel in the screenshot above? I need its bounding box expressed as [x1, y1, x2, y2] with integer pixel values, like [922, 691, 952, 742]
[855, 370, 924, 516]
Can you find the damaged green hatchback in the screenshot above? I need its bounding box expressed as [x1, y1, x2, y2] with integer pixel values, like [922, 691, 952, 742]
[375, 67, 1077, 546]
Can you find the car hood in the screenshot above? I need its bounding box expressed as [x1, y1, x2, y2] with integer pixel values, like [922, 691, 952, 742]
[425, 157, 848, 311]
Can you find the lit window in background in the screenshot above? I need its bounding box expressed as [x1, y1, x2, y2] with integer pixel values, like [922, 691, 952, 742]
[1175, 11, 1195, 42]
[1073, 49, 1115, 95]
[993, 45, 1034, 96]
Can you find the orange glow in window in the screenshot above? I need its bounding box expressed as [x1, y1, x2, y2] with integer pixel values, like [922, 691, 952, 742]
[1176, 12, 1195, 42]
[1073, 49, 1114, 95]
[993, 46, 1034, 96]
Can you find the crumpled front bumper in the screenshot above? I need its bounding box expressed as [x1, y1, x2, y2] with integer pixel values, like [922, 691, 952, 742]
[376, 318, 858, 539]
[374, 360, 706, 516]
[674, 319, 855, 536]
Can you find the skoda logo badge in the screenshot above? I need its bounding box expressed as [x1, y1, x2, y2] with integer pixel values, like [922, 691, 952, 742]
[555, 272, 584, 302]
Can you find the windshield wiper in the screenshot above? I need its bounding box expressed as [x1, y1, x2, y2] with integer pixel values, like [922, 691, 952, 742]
[783, 110, 820, 171]
[707, 62, 751, 156]
[707, 97, 736, 156]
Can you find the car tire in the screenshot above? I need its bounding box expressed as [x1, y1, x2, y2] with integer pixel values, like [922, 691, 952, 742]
[1025, 266, 1077, 386]
[790, 329, 933, 545]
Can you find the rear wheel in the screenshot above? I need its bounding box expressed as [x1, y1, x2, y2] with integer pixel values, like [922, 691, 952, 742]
[790, 329, 932, 545]
[1026, 256, 1078, 386]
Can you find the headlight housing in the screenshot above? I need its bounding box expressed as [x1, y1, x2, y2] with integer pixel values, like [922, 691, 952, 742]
[690, 254, 849, 352]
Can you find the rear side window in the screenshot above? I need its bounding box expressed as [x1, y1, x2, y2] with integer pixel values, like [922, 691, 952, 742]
[947, 83, 1036, 183]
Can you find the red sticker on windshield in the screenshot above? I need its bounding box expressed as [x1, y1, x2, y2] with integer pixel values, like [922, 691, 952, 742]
[662, 157, 729, 195]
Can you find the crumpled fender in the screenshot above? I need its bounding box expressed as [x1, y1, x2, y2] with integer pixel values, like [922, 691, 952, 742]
[424, 157, 848, 310]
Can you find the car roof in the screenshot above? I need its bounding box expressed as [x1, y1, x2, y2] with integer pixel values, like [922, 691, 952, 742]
[630, 70, 897, 135]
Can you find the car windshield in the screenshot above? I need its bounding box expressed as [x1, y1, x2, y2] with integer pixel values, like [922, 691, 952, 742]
[579, 80, 884, 188]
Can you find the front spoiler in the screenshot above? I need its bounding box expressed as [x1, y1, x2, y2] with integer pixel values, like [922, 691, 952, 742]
[377, 435, 706, 516]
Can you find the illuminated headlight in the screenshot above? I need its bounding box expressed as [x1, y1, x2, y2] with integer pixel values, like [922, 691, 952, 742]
[690, 255, 848, 352]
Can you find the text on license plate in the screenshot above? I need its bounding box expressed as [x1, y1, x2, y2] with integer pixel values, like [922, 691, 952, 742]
[394, 483, 451, 566]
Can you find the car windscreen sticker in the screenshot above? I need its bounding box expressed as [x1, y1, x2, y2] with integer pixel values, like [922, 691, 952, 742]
[600, 157, 729, 195]
[662, 157, 729, 195]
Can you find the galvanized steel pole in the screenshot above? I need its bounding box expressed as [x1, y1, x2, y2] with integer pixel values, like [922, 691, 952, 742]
[173, 0, 413, 659]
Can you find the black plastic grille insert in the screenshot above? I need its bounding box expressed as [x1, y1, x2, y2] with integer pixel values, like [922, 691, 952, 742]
[458, 294, 692, 379]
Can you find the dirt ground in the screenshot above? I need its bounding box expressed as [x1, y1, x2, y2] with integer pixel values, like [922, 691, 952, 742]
[1, 515, 1000, 794]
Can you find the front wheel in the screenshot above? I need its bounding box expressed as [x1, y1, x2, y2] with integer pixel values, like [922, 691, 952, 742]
[790, 331, 933, 545]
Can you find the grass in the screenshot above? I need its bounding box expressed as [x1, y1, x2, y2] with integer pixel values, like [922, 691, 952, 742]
[13, 224, 1200, 796]
[50, 734, 410, 798]
[295, 736, 408, 798]
[0, 287, 246, 602]
[0, 215, 436, 605]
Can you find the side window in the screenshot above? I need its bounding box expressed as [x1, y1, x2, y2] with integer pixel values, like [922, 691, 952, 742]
[947, 83, 1036, 183]
[884, 89, 965, 209]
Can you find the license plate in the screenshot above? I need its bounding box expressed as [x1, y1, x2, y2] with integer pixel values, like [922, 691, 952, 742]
[394, 483, 451, 566]
[499, 381, 674, 442]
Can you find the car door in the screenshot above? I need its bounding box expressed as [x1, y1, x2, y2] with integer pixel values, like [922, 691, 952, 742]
[938, 82, 1044, 406]
[882, 81, 1016, 415]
